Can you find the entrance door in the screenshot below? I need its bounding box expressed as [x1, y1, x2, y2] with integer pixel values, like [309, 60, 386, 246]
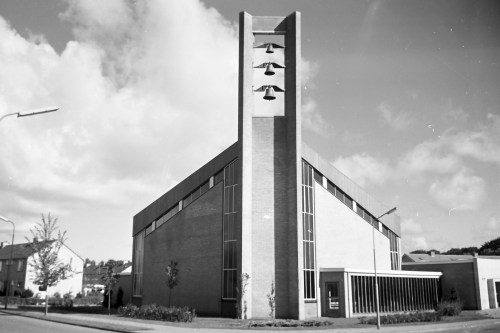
[496, 282, 500, 307]
[324, 282, 341, 317]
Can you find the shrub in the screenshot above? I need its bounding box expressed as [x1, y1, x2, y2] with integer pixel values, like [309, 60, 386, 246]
[73, 295, 103, 306]
[248, 319, 332, 328]
[436, 300, 463, 316]
[118, 304, 196, 322]
[21, 288, 34, 298]
[360, 311, 442, 325]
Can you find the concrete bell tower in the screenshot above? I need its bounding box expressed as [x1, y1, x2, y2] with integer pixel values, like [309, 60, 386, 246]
[236, 12, 305, 319]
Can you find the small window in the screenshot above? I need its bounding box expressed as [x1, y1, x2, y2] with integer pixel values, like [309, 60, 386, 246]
[335, 187, 344, 202]
[356, 205, 364, 219]
[200, 181, 210, 195]
[214, 170, 224, 184]
[17, 260, 23, 272]
[171, 204, 179, 216]
[313, 169, 323, 184]
[0, 260, 2, 271]
[192, 187, 201, 201]
[183, 193, 192, 207]
[363, 211, 371, 224]
[326, 180, 335, 195]
[344, 195, 353, 209]
[145, 222, 155, 236]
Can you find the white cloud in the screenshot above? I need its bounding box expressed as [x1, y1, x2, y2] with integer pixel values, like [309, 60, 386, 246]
[400, 218, 429, 253]
[401, 218, 424, 234]
[302, 99, 330, 138]
[333, 153, 392, 187]
[428, 169, 486, 211]
[376, 102, 413, 131]
[399, 141, 461, 176]
[0, 0, 320, 259]
[447, 113, 500, 164]
[0, 1, 241, 259]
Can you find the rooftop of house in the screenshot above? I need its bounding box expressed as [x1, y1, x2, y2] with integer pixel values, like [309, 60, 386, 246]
[0, 242, 36, 260]
[83, 261, 132, 275]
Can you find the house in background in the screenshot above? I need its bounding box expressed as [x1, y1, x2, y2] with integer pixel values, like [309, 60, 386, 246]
[403, 252, 500, 310]
[0, 241, 84, 298]
[82, 260, 131, 296]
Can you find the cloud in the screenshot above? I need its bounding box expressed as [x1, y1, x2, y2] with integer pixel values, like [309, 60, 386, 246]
[399, 141, 461, 176]
[428, 169, 486, 211]
[0, 1, 241, 259]
[333, 153, 392, 187]
[400, 218, 429, 253]
[302, 99, 330, 138]
[0, 0, 321, 259]
[447, 114, 500, 164]
[376, 102, 413, 131]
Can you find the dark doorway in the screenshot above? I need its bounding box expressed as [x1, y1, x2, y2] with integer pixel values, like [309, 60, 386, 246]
[324, 282, 341, 317]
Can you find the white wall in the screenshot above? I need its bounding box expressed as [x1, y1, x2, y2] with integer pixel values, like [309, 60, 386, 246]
[25, 244, 84, 297]
[315, 183, 392, 271]
[476, 258, 500, 309]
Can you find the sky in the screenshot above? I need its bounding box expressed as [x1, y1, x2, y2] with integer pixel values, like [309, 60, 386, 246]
[0, 0, 498, 261]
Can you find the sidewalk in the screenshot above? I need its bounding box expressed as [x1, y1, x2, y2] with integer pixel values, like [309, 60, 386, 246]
[2, 308, 500, 333]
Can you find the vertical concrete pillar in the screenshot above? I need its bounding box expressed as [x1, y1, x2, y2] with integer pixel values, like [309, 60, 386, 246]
[236, 12, 303, 319]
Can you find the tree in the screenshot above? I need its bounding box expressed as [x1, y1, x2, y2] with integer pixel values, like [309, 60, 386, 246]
[26, 213, 73, 316]
[101, 260, 120, 315]
[443, 247, 479, 255]
[165, 261, 179, 307]
[479, 236, 500, 256]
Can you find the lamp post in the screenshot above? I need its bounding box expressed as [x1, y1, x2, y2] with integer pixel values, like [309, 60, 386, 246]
[373, 207, 397, 330]
[0, 106, 59, 123]
[0, 216, 15, 309]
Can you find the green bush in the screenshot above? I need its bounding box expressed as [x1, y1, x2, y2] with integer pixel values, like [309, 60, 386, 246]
[360, 311, 442, 325]
[248, 319, 332, 328]
[436, 300, 463, 316]
[73, 295, 103, 306]
[118, 304, 196, 322]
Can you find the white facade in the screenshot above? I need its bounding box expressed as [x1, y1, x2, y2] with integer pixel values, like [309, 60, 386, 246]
[25, 244, 84, 297]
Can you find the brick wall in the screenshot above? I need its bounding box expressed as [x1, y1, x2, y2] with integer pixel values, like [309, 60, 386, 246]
[142, 183, 223, 315]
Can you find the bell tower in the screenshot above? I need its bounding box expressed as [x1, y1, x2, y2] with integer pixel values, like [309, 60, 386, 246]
[236, 12, 304, 319]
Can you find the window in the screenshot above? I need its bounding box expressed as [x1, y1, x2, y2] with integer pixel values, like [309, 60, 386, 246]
[302, 161, 316, 300]
[183, 193, 193, 207]
[200, 181, 210, 195]
[133, 230, 145, 297]
[17, 260, 23, 272]
[214, 170, 224, 184]
[344, 194, 353, 209]
[145, 222, 155, 236]
[313, 169, 323, 184]
[222, 160, 238, 299]
[389, 231, 401, 270]
[0, 260, 2, 271]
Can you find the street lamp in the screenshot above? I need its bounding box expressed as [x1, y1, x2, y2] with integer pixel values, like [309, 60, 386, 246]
[0, 106, 59, 122]
[373, 207, 397, 330]
[0, 215, 15, 309]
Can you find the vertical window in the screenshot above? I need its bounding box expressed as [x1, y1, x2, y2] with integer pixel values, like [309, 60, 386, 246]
[222, 160, 238, 299]
[17, 260, 23, 272]
[302, 161, 316, 300]
[0, 260, 2, 271]
[133, 230, 145, 297]
[389, 231, 401, 270]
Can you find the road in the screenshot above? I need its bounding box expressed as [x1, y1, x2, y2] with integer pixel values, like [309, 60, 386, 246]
[436, 321, 500, 333]
[0, 312, 114, 333]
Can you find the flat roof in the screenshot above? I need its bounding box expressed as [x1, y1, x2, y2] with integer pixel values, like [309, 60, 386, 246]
[320, 267, 442, 278]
